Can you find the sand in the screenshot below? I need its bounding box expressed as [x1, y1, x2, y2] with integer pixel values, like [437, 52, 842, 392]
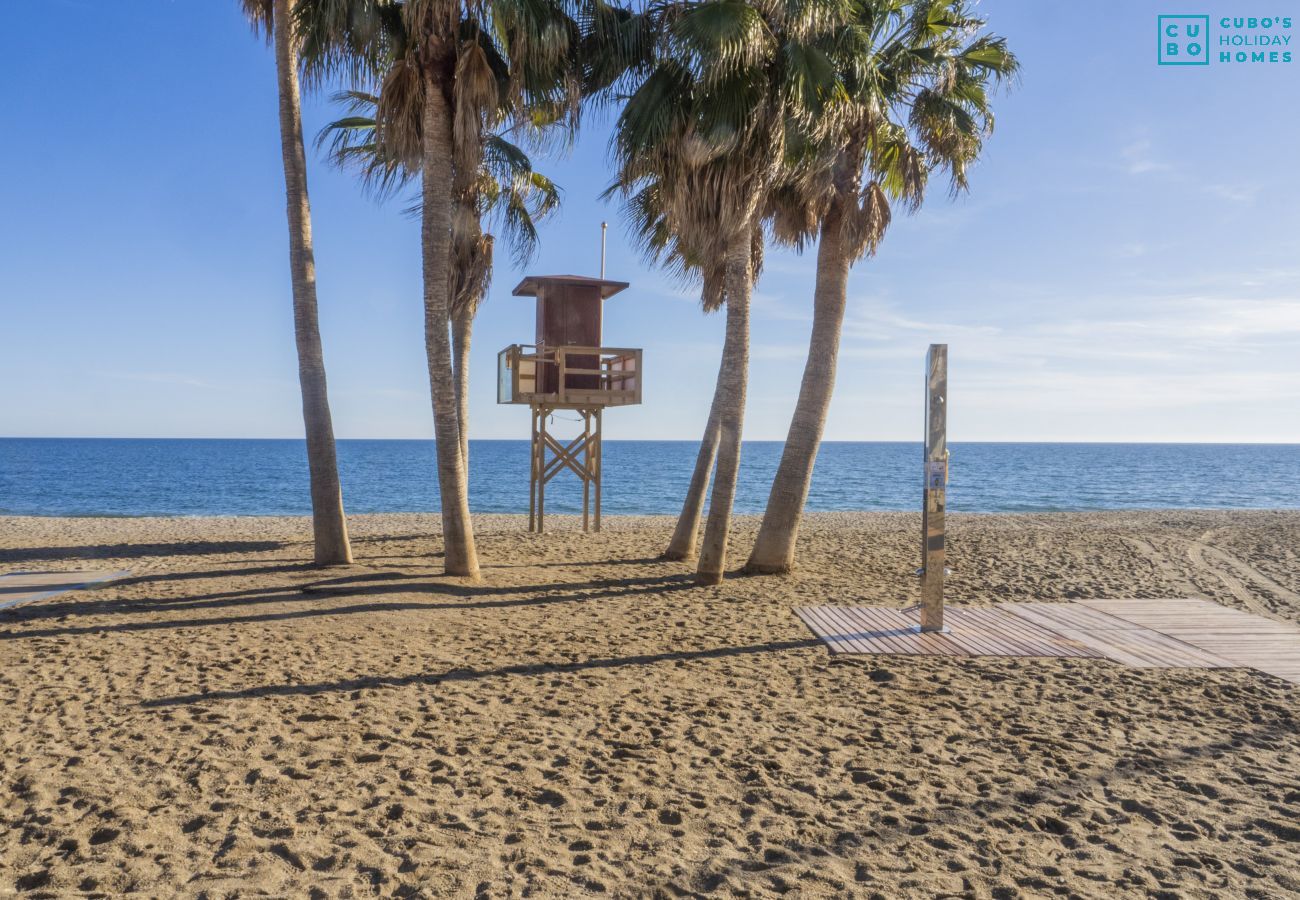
[1, 510, 1298, 898]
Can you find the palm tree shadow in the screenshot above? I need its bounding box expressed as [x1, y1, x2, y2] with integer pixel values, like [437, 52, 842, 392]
[298, 569, 689, 598]
[484, 556, 667, 570]
[0, 572, 702, 638]
[141, 637, 826, 709]
[112, 561, 319, 588]
[0, 540, 286, 564]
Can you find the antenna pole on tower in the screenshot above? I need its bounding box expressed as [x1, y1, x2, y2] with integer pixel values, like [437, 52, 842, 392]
[600, 221, 608, 279]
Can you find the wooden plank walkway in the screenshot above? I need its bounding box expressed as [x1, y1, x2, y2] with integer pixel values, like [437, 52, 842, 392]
[0, 570, 130, 612]
[1000, 602, 1235, 669]
[796, 599, 1300, 685]
[1079, 598, 1300, 685]
[794, 606, 1101, 659]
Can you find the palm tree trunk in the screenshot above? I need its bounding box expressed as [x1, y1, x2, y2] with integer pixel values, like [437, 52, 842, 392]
[746, 197, 850, 573]
[663, 374, 721, 560]
[421, 72, 480, 579]
[664, 270, 729, 560]
[272, 0, 352, 566]
[695, 235, 753, 585]
[451, 306, 473, 470]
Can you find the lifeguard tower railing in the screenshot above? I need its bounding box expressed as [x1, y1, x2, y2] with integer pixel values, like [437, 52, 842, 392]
[497, 344, 642, 408]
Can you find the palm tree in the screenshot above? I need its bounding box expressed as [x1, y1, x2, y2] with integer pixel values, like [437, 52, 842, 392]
[607, 0, 833, 584]
[611, 177, 760, 562]
[295, 0, 579, 577]
[611, 86, 768, 585]
[449, 137, 561, 467]
[242, 0, 353, 566]
[318, 93, 560, 468]
[647, 226, 763, 564]
[745, 0, 1017, 573]
[665, 393, 721, 559]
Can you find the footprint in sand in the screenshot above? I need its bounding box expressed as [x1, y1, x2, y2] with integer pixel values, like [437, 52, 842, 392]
[15, 870, 52, 891]
[88, 826, 120, 846]
[533, 789, 567, 808]
[657, 808, 683, 825]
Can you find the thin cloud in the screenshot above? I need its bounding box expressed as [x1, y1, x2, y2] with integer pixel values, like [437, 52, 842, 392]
[1120, 139, 1172, 176]
[750, 290, 812, 323]
[833, 291, 1300, 421]
[1204, 183, 1260, 204]
[841, 300, 1002, 343]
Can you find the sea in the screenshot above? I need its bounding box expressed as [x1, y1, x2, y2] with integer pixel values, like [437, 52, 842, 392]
[0, 439, 1297, 518]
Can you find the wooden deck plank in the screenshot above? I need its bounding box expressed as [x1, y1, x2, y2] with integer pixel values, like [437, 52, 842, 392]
[1052, 627, 1164, 668]
[949, 609, 1041, 657]
[931, 610, 1011, 657]
[943, 631, 1017, 658]
[1076, 599, 1300, 683]
[821, 606, 891, 654]
[981, 607, 1098, 658]
[794, 605, 1102, 660]
[1002, 603, 1234, 668]
[1081, 599, 1300, 633]
[845, 607, 935, 656]
[822, 607, 896, 655]
[814, 606, 897, 655]
[797, 607, 870, 655]
[1089, 615, 1296, 633]
[795, 601, 1300, 685]
[1007, 602, 1142, 631]
[860, 607, 960, 656]
[972, 607, 1100, 659]
[0, 570, 130, 612]
[799, 607, 852, 653]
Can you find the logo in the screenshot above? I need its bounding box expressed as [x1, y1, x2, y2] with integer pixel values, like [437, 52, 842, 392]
[1157, 14, 1294, 65]
[1159, 15, 1210, 64]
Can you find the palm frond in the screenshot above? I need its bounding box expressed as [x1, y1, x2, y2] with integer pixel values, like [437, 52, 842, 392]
[240, 0, 274, 40]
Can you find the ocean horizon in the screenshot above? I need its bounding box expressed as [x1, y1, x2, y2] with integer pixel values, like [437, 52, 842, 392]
[2, 437, 1298, 518]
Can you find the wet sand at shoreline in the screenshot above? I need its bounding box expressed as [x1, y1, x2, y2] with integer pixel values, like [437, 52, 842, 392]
[2, 510, 1298, 897]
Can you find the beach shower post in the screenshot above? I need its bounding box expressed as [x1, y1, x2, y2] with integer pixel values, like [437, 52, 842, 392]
[919, 344, 948, 632]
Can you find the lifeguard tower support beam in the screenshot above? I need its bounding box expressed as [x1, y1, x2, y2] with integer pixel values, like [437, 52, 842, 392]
[919, 344, 948, 632]
[497, 274, 642, 533]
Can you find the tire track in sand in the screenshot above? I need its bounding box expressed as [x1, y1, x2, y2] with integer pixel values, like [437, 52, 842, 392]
[1122, 536, 1205, 599]
[1187, 529, 1300, 620]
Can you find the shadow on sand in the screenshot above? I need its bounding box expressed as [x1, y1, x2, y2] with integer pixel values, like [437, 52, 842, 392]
[0, 571, 705, 640]
[140, 637, 826, 708]
[0, 540, 287, 564]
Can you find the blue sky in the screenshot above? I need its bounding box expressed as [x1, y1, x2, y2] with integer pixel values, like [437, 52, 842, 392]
[2, 2, 1298, 441]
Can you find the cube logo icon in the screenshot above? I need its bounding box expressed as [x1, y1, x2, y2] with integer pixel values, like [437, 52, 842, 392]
[1159, 15, 1210, 65]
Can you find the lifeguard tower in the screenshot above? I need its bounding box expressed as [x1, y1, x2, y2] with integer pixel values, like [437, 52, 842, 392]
[497, 274, 642, 533]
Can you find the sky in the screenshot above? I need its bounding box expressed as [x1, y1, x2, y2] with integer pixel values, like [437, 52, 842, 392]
[1, 2, 1298, 442]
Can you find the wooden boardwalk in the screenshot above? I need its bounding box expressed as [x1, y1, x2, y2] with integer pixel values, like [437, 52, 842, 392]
[1001, 602, 1235, 669]
[1079, 598, 1300, 685]
[0, 570, 129, 612]
[794, 606, 1101, 659]
[796, 599, 1300, 685]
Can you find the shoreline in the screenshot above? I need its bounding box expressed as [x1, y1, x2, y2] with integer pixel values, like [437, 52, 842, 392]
[4, 505, 1300, 523]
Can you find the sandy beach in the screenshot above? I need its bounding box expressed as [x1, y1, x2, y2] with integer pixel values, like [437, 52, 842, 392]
[1, 510, 1298, 897]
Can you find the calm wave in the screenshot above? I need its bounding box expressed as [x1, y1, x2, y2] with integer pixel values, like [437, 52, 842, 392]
[0, 438, 1297, 517]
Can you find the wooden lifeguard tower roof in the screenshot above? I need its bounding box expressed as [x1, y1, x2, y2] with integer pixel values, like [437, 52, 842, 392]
[511, 274, 630, 299]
